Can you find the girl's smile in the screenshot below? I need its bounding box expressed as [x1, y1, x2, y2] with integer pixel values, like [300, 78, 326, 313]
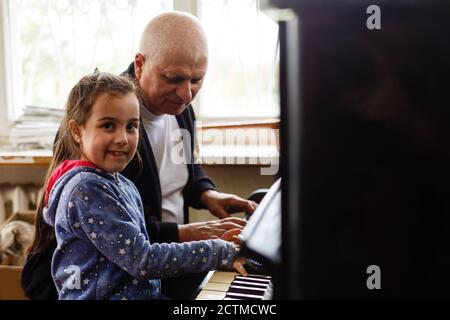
[71, 92, 140, 174]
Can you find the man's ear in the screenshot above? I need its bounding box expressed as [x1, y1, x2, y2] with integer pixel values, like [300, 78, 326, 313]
[134, 53, 145, 81]
[68, 119, 82, 143]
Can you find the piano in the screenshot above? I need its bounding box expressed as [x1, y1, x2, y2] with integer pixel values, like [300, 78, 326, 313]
[200, 0, 450, 299]
[195, 179, 281, 300]
[264, 0, 450, 299]
[195, 271, 273, 300]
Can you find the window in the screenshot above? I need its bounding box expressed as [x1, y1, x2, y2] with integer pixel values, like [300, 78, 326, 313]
[1, 0, 279, 127]
[199, 0, 279, 120]
[5, 0, 172, 117]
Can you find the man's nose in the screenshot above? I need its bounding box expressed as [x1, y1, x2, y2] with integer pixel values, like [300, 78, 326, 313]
[176, 81, 192, 103]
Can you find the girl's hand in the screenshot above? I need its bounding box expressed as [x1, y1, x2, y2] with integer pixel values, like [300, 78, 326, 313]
[233, 256, 248, 276]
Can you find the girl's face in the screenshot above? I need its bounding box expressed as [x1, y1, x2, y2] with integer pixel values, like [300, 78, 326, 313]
[73, 92, 140, 174]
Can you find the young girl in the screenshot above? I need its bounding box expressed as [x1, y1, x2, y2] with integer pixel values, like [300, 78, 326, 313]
[41, 71, 245, 300]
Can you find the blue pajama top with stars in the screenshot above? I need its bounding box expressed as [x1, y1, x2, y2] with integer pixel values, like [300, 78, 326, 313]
[43, 165, 237, 300]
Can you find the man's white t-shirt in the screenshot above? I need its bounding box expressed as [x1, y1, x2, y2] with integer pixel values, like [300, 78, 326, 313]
[140, 105, 189, 224]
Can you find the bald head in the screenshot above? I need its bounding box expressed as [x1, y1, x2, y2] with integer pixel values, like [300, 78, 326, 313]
[139, 11, 208, 67]
[134, 12, 209, 116]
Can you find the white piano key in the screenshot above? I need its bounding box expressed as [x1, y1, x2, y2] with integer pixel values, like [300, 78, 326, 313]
[196, 290, 227, 300]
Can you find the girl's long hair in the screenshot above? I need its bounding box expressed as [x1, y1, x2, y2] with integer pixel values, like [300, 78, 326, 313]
[28, 72, 138, 254]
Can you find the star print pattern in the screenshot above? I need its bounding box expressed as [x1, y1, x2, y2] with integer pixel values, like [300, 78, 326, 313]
[44, 166, 237, 300]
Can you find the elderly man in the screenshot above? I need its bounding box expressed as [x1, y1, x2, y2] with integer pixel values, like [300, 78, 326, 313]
[126, 11, 256, 235]
[22, 11, 256, 299]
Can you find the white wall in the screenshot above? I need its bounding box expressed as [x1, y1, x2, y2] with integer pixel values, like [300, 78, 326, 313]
[189, 165, 277, 222]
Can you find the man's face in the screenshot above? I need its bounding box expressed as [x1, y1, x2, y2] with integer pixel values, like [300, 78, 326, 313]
[136, 51, 207, 115]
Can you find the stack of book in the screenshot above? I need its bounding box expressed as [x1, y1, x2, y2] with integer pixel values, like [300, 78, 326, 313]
[9, 106, 63, 150]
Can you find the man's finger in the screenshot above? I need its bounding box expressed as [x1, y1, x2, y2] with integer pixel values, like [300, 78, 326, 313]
[220, 217, 247, 226]
[220, 228, 242, 241]
[227, 198, 258, 214]
[210, 228, 227, 237]
[216, 222, 245, 231]
[244, 201, 257, 214]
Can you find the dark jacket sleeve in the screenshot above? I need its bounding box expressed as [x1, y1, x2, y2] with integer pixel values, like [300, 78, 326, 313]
[144, 215, 180, 244]
[188, 164, 217, 209]
[21, 239, 58, 300]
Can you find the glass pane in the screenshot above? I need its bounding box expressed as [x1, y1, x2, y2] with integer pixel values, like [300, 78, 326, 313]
[11, 0, 173, 110]
[199, 0, 279, 120]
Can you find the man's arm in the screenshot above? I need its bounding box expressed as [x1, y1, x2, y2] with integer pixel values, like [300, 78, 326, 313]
[200, 190, 258, 219]
[145, 216, 180, 243]
[188, 163, 217, 209]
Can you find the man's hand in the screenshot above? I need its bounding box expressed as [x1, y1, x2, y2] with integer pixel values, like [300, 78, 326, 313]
[178, 217, 246, 242]
[200, 190, 258, 219]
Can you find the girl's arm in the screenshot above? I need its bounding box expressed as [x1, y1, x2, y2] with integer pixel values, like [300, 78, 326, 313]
[66, 178, 237, 280]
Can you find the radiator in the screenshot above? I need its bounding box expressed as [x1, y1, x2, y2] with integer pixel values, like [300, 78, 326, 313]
[0, 184, 42, 224]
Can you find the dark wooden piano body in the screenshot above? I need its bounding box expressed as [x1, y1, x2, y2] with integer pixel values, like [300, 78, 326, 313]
[198, 0, 450, 299]
[266, 0, 450, 299]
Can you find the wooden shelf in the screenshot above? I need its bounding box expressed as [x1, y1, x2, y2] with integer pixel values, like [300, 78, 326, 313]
[0, 150, 52, 167]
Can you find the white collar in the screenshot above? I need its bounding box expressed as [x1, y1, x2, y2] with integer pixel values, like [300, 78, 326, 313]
[140, 104, 165, 122]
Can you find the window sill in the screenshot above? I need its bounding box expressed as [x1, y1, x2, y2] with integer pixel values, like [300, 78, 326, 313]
[197, 119, 279, 130]
[0, 120, 280, 167]
[0, 150, 52, 167]
[0, 149, 279, 167]
[0, 146, 279, 168]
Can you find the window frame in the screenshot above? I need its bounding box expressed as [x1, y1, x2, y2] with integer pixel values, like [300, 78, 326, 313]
[0, 0, 12, 137]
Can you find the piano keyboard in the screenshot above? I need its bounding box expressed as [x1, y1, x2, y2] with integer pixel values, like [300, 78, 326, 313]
[195, 271, 273, 300]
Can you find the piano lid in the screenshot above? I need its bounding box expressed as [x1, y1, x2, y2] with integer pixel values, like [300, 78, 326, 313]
[241, 178, 281, 265]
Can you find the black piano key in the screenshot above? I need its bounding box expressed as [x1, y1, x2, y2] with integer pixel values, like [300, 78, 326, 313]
[228, 285, 266, 296]
[232, 280, 268, 288]
[234, 276, 271, 284]
[238, 274, 271, 280]
[235, 275, 272, 281]
[225, 292, 263, 300]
